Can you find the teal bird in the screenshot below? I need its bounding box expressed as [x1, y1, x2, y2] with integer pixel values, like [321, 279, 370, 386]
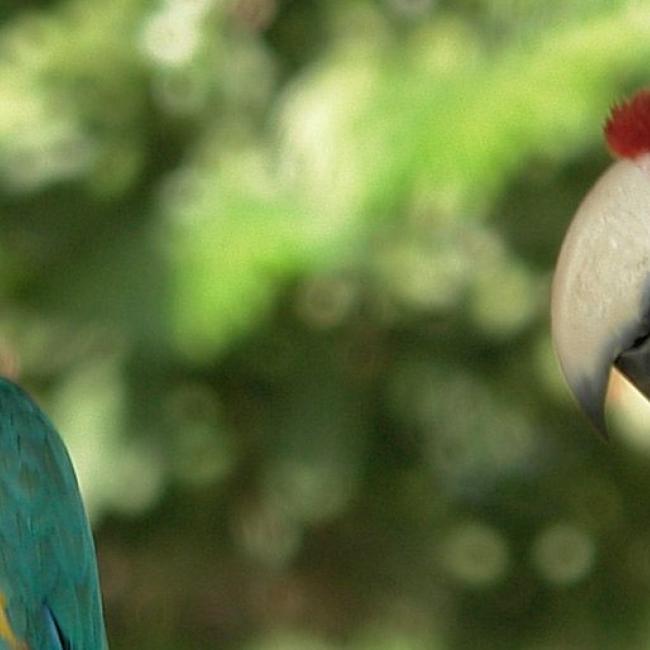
[0, 378, 108, 649]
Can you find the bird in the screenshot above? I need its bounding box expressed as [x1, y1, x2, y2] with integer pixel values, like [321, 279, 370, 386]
[552, 89, 650, 437]
[0, 377, 108, 649]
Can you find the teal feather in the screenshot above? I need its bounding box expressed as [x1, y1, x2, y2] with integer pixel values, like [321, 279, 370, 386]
[0, 378, 108, 650]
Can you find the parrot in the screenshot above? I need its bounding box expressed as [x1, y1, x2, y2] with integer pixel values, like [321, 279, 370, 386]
[552, 88, 650, 437]
[0, 377, 108, 649]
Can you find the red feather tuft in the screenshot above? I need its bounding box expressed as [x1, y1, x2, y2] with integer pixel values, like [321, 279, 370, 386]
[604, 90, 650, 159]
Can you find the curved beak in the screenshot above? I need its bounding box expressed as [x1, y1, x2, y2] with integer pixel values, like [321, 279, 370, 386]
[551, 155, 650, 437]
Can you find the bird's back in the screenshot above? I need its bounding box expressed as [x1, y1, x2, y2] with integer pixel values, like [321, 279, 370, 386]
[0, 379, 107, 650]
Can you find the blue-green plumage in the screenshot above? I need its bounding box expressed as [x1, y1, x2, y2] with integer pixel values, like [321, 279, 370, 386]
[0, 378, 107, 649]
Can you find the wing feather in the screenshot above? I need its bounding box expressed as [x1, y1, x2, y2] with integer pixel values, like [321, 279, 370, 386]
[0, 379, 108, 649]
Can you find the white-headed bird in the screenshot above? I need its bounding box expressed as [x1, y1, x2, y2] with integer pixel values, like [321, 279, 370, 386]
[552, 89, 650, 437]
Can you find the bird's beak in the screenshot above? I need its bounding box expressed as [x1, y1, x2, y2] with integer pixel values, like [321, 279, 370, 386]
[551, 154, 650, 437]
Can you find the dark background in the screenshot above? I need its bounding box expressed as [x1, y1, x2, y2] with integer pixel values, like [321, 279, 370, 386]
[2, 1, 650, 648]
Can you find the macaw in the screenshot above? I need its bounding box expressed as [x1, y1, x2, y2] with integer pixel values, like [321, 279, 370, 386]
[552, 89, 650, 436]
[0, 377, 108, 649]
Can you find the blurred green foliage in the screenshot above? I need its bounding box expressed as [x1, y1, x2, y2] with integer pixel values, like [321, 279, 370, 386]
[3, 0, 650, 648]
